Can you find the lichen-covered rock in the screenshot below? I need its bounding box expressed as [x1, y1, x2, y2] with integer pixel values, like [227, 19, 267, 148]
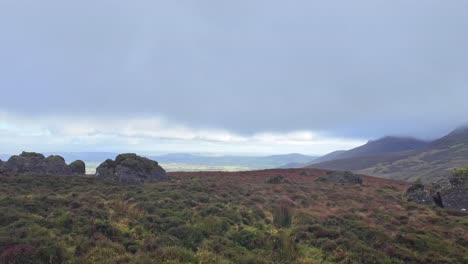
[437, 169, 468, 210]
[69, 160, 86, 175]
[44, 155, 73, 175]
[96, 153, 167, 184]
[3, 152, 47, 175]
[0, 151, 82, 176]
[405, 180, 434, 206]
[317, 171, 363, 184]
[406, 170, 468, 210]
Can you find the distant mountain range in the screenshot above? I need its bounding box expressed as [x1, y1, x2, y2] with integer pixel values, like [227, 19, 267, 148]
[0, 152, 318, 172]
[4, 126, 468, 181]
[308, 127, 468, 183]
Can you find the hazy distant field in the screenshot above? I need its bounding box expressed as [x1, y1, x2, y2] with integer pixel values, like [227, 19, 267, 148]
[85, 162, 253, 174]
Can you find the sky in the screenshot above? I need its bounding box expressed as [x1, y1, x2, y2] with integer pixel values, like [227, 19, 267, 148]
[1, 0, 468, 155]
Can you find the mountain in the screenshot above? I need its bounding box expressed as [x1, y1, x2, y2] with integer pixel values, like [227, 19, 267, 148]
[300, 137, 427, 169]
[310, 128, 468, 183]
[280, 150, 347, 168]
[151, 153, 317, 169]
[307, 150, 347, 164]
[330, 136, 428, 160]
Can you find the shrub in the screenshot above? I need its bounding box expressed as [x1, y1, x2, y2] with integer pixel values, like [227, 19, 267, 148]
[273, 202, 293, 228]
[168, 225, 205, 250]
[231, 228, 266, 250]
[0, 244, 37, 264]
[196, 249, 230, 264]
[271, 230, 297, 261]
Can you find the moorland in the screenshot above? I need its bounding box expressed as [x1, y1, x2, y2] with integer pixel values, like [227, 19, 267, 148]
[1, 169, 467, 263]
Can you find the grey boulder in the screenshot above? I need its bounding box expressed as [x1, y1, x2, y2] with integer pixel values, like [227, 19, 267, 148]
[317, 171, 363, 184]
[96, 153, 168, 184]
[0, 152, 85, 176]
[69, 160, 86, 175]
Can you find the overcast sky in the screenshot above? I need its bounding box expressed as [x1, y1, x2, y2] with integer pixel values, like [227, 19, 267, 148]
[1, 0, 467, 155]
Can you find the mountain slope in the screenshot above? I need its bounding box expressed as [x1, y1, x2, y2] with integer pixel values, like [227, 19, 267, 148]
[308, 150, 347, 164]
[333, 136, 428, 160]
[310, 128, 468, 182]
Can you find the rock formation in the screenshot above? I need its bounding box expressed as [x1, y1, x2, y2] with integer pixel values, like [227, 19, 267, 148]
[317, 171, 363, 184]
[436, 169, 468, 210]
[405, 180, 435, 206]
[0, 152, 85, 176]
[95, 153, 168, 184]
[406, 169, 468, 210]
[69, 160, 86, 175]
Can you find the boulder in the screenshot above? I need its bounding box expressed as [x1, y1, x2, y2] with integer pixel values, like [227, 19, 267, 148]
[317, 171, 363, 184]
[69, 160, 86, 175]
[95, 153, 168, 184]
[44, 155, 73, 175]
[437, 169, 468, 210]
[405, 180, 434, 206]
[3, 152, 47, 175]
[0, 151, 84, 176]
[406, 170, 468, 210]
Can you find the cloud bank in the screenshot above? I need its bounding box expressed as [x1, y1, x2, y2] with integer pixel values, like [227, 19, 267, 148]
[0, 1, 467, 153]
[0, 111, 364, 155]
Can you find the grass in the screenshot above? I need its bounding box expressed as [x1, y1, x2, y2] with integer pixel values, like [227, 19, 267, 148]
[0, 168, 467, 263]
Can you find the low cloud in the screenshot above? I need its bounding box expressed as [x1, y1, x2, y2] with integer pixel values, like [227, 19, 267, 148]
[0, 111, 365, 155]
[0, 1, 467, 140]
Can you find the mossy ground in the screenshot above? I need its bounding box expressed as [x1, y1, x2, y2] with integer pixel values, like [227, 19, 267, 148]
[0, 169, 466, 263]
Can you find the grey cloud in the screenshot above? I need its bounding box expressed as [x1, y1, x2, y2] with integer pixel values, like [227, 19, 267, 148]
[1, 0, 467, 139]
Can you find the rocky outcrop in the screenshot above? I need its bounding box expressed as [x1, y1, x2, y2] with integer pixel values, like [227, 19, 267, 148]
[406, 169, 468, 210]
[436, 169, 468, 210]
[405, 180, 434, 206]
[317, 171, 363, 184]
[0, 152, 85, 176]
[69, 160, 86, 175]
[95, 153, 168, 184]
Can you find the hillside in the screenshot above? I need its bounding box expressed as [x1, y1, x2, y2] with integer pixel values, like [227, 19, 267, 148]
[329, 136, 428, 160]
[311, 128, 468, 182]
[307, 150, 347, 164]
[1, 169, 466, 263]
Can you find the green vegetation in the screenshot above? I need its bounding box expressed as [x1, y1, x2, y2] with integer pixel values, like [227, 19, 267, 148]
[453, 167, 468, 175]
[0, 170, 467, 263]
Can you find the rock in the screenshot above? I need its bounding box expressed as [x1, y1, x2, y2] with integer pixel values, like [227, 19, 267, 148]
[44, 155, 73, 175]
[3, 152, 47, 175]
[0, 151, 83, 176]
[96, 153, 168, 184]
[266, 175, 289, 184]
[449, 169, 468, 188]
[406, 170, 468, 210]
[317, 171, 363, 184]
[405, 180, 437, 206]
[437, 169, 468, 210]
[69, 160, 86, 175]
[433, 192, 444, 208]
